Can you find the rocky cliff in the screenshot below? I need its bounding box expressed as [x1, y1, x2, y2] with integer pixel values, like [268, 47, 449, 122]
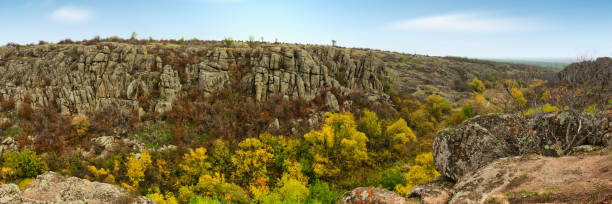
[0, 42, 385, 115]
[0, 41, 553, 116]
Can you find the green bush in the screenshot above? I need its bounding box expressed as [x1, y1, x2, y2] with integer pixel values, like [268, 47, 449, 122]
[276, 176, 310, 202]
[308, 180, 343, 204]
[189, 195, 222, 204]
[2, 149, 48, 178]
[380, 167, 406, 190]
[462, 104, 475, 118]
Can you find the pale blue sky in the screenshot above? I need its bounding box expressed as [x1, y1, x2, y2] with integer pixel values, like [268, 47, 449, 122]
[1, 0, 611, 59]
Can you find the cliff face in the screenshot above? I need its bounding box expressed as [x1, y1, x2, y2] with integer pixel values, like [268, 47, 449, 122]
[0, 43, 385, 115]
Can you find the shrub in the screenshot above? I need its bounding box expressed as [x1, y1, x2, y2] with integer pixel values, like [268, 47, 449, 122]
[469, 78, 486, 93]
[584, 104, 597, 114]
[425, 94, 451, 122]
[19, 102, 33, 121]
[189, 195, 222, 204]
[2, 149, 48, 179]
[308, 180, 342, 204]
[18, 178, 35, 190]
[0, 96, 15, 111]
[275, 175, 310, 203]
[147, 189, 179, 204]
[223, 37, 234, 48]
[510, 88, 527, 107]
[71, 115, 90, 138]
[380, 167, 406, 190]
[462, 104, 475, 118]
[395, 152, 440, 196]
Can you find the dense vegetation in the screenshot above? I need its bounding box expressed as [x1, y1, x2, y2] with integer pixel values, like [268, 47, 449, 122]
[0, 37, 610, 203]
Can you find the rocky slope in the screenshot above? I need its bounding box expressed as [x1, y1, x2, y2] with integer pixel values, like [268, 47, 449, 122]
[558, 57, 612, 88]
[0, 41, 551, 115]
[0, 171, 153, 203]
[408, 110, 612, 203]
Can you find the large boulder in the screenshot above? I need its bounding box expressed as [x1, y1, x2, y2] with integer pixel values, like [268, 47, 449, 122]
[339, 187, 417, 204]
[0, 171, 153, 204]
[433, 111, 611, 181]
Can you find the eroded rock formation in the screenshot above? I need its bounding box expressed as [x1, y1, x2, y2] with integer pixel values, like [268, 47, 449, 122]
[0, 43, 385, 115]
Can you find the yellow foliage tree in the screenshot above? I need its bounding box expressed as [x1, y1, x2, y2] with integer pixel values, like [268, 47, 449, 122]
[122, 152, 152, 192]
[86, 165, 113, 183]
[179, 147, 212, 185]
[231, 138, 274, 192]
[469, 78, 485, 93]
[304, 112, 368, 178]
[147, 188, 179, 204]
[385, 118, 417, 151]
[425, 94, 452, 122]
[395, 153, 440, 196]
[510, 88, 527, 107]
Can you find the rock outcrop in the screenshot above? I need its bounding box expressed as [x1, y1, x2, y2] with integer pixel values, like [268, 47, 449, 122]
[0, 171, 153, 203]
[449, 149, 612, 203]
[434, 111, 611, 181]
[339, 187, 417, 204]
[0, 43, 386, 115]
[408, 110, 612, 203]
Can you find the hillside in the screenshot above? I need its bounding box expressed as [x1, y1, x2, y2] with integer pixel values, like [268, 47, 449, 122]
[484, 58, 570, 69]
[0, 39, 606, 204]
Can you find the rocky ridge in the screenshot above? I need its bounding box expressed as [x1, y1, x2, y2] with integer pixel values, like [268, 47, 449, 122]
[0, 43, 386, 115]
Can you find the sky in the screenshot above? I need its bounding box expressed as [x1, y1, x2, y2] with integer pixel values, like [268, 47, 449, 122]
[1, 0, 611, 59]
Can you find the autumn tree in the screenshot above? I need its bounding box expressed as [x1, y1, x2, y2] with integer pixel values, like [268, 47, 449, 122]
[178, 147, 212, 186]
[231, 138, 274, 192]
[385, 118, 417, 151]
[304, 112, 368, 179]
[122, 152, 152, 191]
[395, 152, 440, 196]
[469, 78, 485, 93]
[424, 94, 452, 123]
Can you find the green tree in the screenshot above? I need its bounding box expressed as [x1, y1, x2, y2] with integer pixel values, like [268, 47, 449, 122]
[359, 109, 382, 146]
[2, 149, 48, 179]
[462, 104, 475, 118]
